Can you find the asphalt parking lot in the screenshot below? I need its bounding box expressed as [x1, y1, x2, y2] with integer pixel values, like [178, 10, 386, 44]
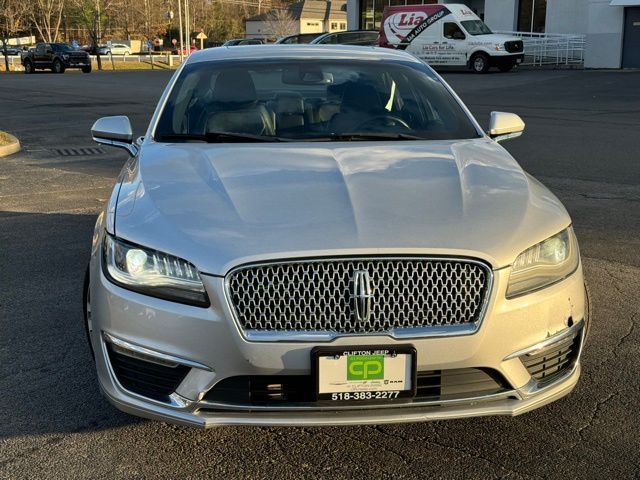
[1, 68, 639, 479]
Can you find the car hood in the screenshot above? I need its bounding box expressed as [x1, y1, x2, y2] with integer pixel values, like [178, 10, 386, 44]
[114, 139, 570, 275]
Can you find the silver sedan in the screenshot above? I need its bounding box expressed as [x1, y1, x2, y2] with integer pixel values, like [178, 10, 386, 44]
[85, 45, 588, 427]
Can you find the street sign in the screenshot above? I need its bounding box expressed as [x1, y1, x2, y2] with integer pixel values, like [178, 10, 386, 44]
[196, 31, 207, 50]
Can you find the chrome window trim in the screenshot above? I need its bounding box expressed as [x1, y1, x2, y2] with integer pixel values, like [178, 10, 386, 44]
[223, 256, 494, 343]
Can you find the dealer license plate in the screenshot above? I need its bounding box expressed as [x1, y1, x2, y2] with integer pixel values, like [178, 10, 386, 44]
[313, 345, 416, 403]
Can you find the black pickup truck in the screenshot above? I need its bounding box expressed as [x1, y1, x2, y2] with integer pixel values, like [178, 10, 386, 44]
[21, 43, 91, 74]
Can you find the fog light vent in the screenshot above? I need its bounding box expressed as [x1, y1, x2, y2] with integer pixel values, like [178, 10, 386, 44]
[106, 342, 190, 402]
[521, 324, 582, 385]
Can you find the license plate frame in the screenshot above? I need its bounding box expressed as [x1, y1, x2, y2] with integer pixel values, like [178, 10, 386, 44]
[312, 345, 417, 404]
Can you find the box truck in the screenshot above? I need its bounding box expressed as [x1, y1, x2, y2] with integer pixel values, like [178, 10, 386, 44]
[379, 4, 524, 73]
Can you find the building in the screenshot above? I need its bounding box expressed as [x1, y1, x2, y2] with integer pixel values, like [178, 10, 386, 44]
[246, 0, 348, 40]
[346, 0, 640, 68]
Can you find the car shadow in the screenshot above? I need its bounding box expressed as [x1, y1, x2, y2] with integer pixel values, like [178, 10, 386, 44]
[0, 210, 141, 438]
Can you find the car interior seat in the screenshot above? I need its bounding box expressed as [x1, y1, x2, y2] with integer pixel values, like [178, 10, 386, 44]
[328, 81, 384, 133]
[275, 92, 305, 135]
[207, 69, 275, 136]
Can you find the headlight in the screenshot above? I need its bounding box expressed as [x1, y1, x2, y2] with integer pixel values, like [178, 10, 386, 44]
[495, 44, 504, 51]
[506, 227, 580, 298]
[62, 54, 70, 60]
[102, 234, 209, 307]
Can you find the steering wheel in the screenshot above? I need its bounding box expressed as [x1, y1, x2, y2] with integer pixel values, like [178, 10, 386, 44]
[355, 114, 411, 132]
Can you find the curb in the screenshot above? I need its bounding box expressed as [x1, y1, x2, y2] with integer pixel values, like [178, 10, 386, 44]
[0, 132, 21, 157]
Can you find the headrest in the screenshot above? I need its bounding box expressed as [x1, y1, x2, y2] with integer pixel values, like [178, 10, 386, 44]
[341, 81, 381, 112]
[212, 69, 257, 104]
[276, 93, 304, 115]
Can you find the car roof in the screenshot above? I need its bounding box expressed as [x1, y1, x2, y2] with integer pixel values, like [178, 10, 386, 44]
[186, 44, 419, 65]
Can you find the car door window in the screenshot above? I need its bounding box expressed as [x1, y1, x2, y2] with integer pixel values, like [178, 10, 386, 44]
[339, 33, 359, 45]
[321, 34, 337, 44]
[444, 23, 466, 40]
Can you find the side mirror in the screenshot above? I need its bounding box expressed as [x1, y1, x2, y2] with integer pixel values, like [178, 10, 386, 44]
[91, 116, 138, 156]
[488, 111, 525, 143]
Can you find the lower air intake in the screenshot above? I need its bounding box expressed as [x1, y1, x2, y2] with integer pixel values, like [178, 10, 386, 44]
[106, 343, 189, 402]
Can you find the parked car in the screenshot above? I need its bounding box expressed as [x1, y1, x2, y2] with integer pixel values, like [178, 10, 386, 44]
[1, 45, 21, 56]
[379, 3, 524, 72]
[80, 44, 109, 55]
[222, 38, 264, 46]
[22, 43, 91, 73]
[310, 30, 379, 46]
[86, 45, 588, 428]
[107, 43, 132, 55]
[276, 32, 325, 44]
[171, 45, 198, 55]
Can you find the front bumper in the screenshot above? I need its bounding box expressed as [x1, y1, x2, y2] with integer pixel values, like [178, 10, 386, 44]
[89, 251, 587, 427]
[63, 57, 90, 67]
[102, 364, 582, 427]
[490, 54, 525, 67]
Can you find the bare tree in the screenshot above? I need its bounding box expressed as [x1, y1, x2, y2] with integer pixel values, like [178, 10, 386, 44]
[29, 0, 65, 42]
[265, 6, 297, 39]
[67, 0, 113, 70]
[0, 0, 27, 71]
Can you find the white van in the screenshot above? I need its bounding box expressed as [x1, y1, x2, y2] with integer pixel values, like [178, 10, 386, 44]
[379, 4, 524, 73]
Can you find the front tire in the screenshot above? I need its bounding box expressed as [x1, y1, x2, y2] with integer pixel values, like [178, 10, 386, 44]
[23, 60, 33, 74]
[583, 282, 592, 342]
[82, 65, 92, 73]
[52, 59, 65, 74]
[470, 52, 490, 73]
[83, 265, 95, 360]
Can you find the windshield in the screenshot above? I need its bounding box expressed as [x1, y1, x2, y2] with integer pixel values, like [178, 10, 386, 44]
[460, 20, 492, 35]
[52, 43, 74, 52]
[155, 59, 480, 142]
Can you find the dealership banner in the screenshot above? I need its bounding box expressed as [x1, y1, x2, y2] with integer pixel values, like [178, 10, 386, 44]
[380, 5, 451, 49]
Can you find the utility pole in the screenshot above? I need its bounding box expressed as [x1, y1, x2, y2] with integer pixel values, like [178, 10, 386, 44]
[178, 0, 184, 62]
[530, 0, 535, 32]
[185, 0, 190, 55]
[95, 0, 103, 70]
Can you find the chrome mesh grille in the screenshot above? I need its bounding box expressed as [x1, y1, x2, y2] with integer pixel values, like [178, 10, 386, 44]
[227, 258, 490, 334]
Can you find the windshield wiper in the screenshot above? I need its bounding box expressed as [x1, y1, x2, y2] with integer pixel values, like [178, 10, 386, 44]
[304, 132, 427, 142]
[158, 131, 289, 143]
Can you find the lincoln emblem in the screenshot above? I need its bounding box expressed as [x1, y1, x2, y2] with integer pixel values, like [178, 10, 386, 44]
[351, 270, 374, 322]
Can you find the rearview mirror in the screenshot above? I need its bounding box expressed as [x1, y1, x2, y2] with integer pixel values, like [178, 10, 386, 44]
[488, 112, 525, 143]
[91, 116, 138, 156]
